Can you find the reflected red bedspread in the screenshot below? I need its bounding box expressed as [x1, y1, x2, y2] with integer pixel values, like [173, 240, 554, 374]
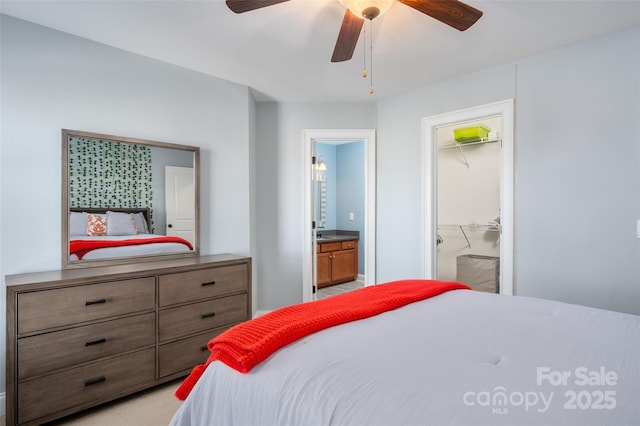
[70, 236, 193, 259]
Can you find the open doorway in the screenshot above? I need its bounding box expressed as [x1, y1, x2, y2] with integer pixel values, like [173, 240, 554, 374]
[435, 117, 502, 292]
[315, 140, 365, 299]
[302, 129, 376, 303]
[422, 100, 514, 295]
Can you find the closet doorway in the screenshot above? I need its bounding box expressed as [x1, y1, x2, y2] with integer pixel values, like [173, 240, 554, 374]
[302, 129, 377, 303]
[422, 100, 514, 295]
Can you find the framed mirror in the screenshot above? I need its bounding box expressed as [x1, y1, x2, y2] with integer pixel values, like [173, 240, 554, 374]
[314, 157, 327, 229]
[315, 181, 327, 229]
[62, 129, 200, 268]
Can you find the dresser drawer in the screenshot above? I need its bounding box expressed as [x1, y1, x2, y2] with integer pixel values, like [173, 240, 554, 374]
[18, 312, 155, 379]
[159, 293, 247, 342]
[158, 325, 234, 378]
[18, 348, 155, 424]
[18, 277, 155, 335]
[158, 264, 248, 307]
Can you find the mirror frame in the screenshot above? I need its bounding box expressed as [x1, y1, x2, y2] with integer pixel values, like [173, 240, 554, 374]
[61, 129, 200, 269]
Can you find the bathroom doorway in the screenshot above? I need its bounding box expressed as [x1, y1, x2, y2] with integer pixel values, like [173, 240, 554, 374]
[302, 129, 376, 302]
[315, 140, 365, 299]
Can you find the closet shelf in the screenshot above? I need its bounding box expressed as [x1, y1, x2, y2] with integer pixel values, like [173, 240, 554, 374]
[439, 223, 500, 231]
[438, 138, 501, 150]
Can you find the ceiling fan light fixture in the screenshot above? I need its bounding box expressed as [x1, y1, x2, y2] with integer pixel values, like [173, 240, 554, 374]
[339, 0, 395, 20]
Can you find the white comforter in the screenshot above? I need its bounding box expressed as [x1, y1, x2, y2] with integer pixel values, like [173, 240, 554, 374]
[170, 289, 640, 426]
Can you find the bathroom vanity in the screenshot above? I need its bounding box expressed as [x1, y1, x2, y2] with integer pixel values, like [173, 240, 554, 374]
[316, 231, 358, 288]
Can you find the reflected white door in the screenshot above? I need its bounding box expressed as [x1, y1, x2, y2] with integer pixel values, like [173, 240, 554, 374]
[165, 166, 195, 245]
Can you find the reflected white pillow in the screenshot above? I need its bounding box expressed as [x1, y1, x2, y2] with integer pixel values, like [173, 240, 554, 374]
[106, 211, 137, 236]
[69, 212, 87, 236]
[133, 212, 149, 234]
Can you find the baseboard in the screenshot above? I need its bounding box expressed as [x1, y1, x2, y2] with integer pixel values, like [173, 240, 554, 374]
[253, 310, 271, 318]
[0, 391, 6, 417]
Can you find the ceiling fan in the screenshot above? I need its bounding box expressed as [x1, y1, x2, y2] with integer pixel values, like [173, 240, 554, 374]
[225, 0, 483, 62]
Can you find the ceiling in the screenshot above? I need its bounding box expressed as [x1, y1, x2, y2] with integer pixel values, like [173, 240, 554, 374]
[2, 0, 639, 102]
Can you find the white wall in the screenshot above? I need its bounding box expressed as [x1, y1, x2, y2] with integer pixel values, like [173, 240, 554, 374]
[376, 26, 640, 315]
[514, 26, 639, 313]
[0, 15, 253, 397]
[254, 102, 376, 309]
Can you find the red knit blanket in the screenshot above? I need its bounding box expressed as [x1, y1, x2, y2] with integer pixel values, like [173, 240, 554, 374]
[175, 279, 470, 400]
[70, 236, 193, 259]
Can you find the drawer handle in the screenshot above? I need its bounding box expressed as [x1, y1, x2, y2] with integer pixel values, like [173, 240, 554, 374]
[201, 312, 216, 319]
[85, 376, 106, 387]
[85, 298, 106, 306]
[202, 281, 216, 287]
[85, 338, 107, 347]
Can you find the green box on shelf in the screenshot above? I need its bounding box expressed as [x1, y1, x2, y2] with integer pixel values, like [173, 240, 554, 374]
[453, 125, 491, 143]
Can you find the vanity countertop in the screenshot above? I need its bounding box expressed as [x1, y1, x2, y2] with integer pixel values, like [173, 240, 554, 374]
[316, 230, 359, 243]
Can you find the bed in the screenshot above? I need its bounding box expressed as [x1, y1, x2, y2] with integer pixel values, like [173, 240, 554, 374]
[69, 207, 193, 260]
[170, 280, 639, 426]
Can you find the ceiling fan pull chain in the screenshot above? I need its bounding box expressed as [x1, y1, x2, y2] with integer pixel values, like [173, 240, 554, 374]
[369, 19, 374, 95]
[362, 23, 367, 78]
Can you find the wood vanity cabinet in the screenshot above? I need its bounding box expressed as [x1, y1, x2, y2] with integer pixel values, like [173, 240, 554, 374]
[5, 254, 251, 426]
[317, 239, 358, 288]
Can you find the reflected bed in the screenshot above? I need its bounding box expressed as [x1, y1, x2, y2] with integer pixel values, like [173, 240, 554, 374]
[69, 207, 193, 261]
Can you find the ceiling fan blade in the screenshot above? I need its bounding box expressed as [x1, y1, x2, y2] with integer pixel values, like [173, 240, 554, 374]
[226, 0, 290, 14]
[331, 9, 364, 63]
[398, 0, 482, 31]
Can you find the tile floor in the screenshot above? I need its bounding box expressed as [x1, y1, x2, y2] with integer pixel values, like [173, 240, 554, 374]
[316, 279, 364, 299]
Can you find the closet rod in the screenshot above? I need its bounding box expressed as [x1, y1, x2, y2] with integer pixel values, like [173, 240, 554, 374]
[438, 223, 501, 249]
[438, 138, 501, 169]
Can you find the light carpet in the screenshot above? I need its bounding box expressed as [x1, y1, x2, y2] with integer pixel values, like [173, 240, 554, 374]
[44, 379, 182, 425]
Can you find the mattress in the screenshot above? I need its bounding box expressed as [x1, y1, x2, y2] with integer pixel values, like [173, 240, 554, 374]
[170, 289, 639, 426]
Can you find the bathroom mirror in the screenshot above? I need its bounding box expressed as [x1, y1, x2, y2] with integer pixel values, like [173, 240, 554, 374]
[61, 129, 200, 268]
[315, 162, 327, 229]
[316, 180, 327, 229]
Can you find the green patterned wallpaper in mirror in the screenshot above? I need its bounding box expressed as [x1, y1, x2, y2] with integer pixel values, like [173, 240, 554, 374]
[68, 136, 153, 229]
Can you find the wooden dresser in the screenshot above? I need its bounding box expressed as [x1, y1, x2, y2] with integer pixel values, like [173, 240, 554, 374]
[5, 254, 251, 426]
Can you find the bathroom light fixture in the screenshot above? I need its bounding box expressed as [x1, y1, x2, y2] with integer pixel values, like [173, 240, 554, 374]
[317, 161, 327, 171]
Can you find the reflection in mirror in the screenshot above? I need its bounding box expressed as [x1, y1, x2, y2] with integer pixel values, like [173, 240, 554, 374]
[62, 129, 200, 268]
[315, 159, 327, 229]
